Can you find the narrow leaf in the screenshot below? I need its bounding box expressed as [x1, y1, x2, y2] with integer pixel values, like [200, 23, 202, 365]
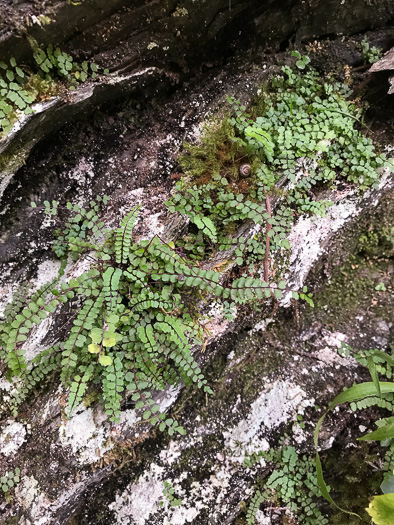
[358, 421, 394, 442]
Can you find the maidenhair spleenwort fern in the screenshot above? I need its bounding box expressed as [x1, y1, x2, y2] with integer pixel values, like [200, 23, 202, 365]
[244, 446, 330, 525]
[246, 490, 265, 525]
[0, 196, 302, 433]
[115, 206, 141, 264]
[167, 55, 393, 273]
[1, 55, 391, 436]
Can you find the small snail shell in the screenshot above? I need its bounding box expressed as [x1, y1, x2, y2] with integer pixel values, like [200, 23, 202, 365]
[239, 163, 251, 178]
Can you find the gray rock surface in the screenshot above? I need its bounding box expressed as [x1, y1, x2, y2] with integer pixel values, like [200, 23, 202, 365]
[0, 2, 394, 524]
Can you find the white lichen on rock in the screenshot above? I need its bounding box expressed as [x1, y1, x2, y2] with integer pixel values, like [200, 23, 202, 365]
[284, 168, 393, 304]
[33, 259, 62, 291]
[15, 476, 40, 510]
[108, 378, 316, 524]
[59, 407, 114, 464]
[223, 381, 314, 461]
[109, 463, 165, 524]
[0, 420, 27, 456]
[58, 403, 142, 464]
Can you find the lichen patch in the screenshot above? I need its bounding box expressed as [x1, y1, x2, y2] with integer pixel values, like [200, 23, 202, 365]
[223, 381, 315, 460]
[59, 407, 112, 464]
[15, 475, 40, 509]
[109, 463, 165, 524]
[0, 420, 27, 456]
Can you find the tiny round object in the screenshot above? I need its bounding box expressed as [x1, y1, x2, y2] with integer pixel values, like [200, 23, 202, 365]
[239, 163, 251, 178]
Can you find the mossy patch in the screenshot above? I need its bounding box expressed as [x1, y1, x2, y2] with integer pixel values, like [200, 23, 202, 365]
[0, 146, 30, 176]
[314, 254, 376, 316]
[325, 442, 383, 524]
[178, 117, 244, 183]
[310, 213, 394, 335]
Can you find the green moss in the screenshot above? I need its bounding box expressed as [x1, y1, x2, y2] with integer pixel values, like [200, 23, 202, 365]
[200, 331, 287, 422]
[313, 219, 393, 327]
[82, 390, 100, 408]
[178, 117, 241, 181]
[24, 74, 59, 101]
[0, 147, 29, 175]
[5, 517, 19, 525]
[326, 443, 383, 524]
[358, 226, 394, 258]
[314, 254, 375, 317]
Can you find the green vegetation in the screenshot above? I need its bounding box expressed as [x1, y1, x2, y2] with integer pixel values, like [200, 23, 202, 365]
[159, 481, 183, 508]
[367, 494, 394, 525]
[1, 198, 219, 432]
[243, 340, 394, 525]
[0, 54, 392, 450]
[1, 468, 21, 497]
[314, 344, 394, 522]
[167, 54, 391, 278]
[244, 445, 329, 525]
[360, 38, 383, 65]
[339, 344, 394, 412]
[0, 41, 107, 135]
[0, 191, 295, 431]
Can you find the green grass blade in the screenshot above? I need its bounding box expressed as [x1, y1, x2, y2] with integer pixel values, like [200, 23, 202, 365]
[358, 420, 394, 442]
[314, 412, 361, 518]
[367, 355, 382, 398]
[328, 382, 394, 408]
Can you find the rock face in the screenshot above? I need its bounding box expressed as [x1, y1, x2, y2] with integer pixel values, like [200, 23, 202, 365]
[370, 46, 394, 93]
[0, 2, 394, 525]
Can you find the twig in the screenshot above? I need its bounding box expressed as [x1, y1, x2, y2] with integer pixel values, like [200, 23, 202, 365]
[264, 195, 272, 282]
[351, 64, 370, 73]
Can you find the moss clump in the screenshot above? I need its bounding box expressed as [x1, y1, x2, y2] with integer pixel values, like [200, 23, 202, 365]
[24, 74, 59, 102]
[178, 117, 242, 182]
[358, 226, 394, 258]
[0, 146, 30, 178]
[315, 254, 375, 316]
[1, 40, 105, 137]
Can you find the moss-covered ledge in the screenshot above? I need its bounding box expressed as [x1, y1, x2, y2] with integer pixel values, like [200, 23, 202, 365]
[0, 67, 169, 201]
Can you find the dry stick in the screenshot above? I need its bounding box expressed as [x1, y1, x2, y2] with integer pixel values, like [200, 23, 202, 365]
[264, 194, 280, 314]
[264, 195, 272, 283]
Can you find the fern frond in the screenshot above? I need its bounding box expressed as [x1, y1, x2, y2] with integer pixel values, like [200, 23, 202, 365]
[102, 356, 124, 421]
[190, 214, 217, 242]
[115, 206, 140, 264]
[102, 266, 122, 312]
[246, 490, 264, 525]
[67, 364, 95, 415]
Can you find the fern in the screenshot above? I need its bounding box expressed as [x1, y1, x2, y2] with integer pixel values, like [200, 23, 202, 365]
[1, 44, 106, 135]
[246, 490, 264, 525]
[3, 54, 390, 436]
[101, 357, 124, 420]
[245, 446, 329, 525]
[1, 200, 222, 428]
[1, 467, 21, 495]
[115, 206, 140, 264]
[190, 214, 217, 242]
[338, 344, 394, 411]
[167, 58, 392, 277]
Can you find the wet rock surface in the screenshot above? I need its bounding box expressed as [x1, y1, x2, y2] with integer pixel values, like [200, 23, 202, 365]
[0, 2, 394, 524]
